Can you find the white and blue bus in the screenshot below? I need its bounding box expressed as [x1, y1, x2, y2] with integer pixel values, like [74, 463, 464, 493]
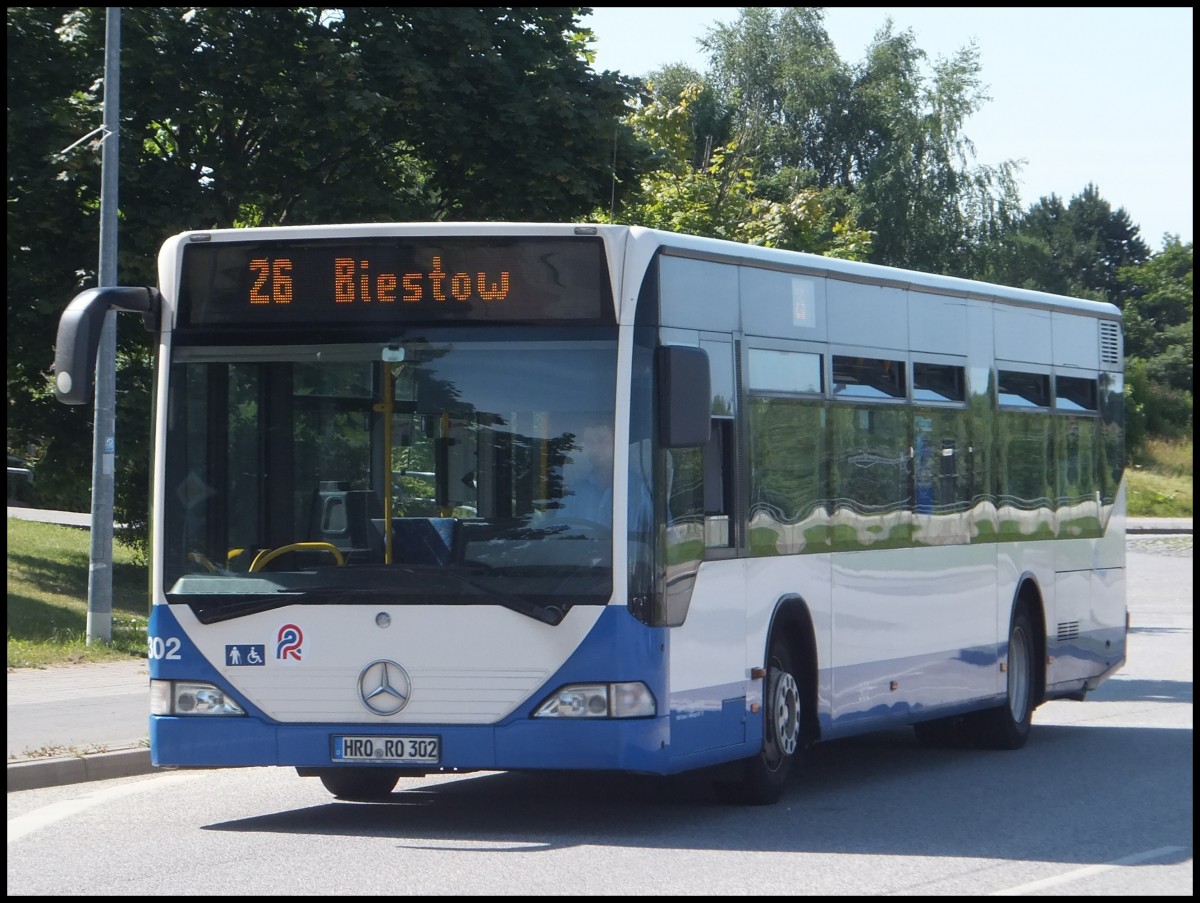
[55, 222, 1127, 804]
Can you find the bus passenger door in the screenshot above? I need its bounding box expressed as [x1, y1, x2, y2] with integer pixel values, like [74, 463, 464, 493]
[664, 335, 748, 753]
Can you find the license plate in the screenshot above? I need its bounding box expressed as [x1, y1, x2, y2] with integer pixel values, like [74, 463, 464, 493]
[332, 735, 440, 764]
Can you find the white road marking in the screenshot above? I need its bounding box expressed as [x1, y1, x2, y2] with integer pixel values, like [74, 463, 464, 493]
[989, 846, 1186, 895]
[7, 774, 199, 843]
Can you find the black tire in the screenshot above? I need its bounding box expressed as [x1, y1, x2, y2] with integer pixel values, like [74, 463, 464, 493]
[717, 638, 802, 805]
[317, 768, 400, 800]
[969, 606, 1037, 750]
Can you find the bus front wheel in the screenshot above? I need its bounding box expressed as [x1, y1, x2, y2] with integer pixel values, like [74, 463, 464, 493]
[717, 638, 802, 805]
[316, 768, 400, 800]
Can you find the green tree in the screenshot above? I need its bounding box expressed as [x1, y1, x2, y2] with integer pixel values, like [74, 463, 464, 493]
[1119, 238, 1192, 442]
[7, 7, 107, 512]
[1120, 238, 1192, 366]
[981, 184, 1151, 300]
[641, 62, 735, 172]
[1064, 184, 1152, 300]
[851, 21, 1023, 275]
[696, 8, 1022, 275]
[609, 83, 870, 259]
[335, 7, 640, 221]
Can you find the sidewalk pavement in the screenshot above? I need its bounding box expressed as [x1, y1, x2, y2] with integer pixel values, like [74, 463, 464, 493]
[6, 508, 1192, 792]
[7, 660, 153, 792]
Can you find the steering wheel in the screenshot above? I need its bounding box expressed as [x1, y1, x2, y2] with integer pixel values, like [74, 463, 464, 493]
[249, 542, 346, 572]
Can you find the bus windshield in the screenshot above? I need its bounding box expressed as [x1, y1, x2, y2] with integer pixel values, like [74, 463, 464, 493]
[162, 333, 617, 624]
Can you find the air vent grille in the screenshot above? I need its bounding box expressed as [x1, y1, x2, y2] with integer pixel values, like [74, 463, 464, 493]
[1099, 321, 1121, 367]
[1057, 620, 1081, 641]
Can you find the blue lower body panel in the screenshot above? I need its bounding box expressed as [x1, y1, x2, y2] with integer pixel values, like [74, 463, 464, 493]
[150, 714, 674, 772]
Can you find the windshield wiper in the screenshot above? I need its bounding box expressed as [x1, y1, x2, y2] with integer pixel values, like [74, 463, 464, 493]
[176, 592, 304, 624]
[395, 565, 565, 625]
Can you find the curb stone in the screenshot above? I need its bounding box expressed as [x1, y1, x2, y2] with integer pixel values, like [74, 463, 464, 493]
[7, 748, 155, 793]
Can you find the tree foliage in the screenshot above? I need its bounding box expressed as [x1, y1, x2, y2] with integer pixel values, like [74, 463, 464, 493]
[1121, 238, 1193, 369]
[693, 8, 1024, 275]
[8, 7, 108, 512]
[981, 184, 1151, 300]
[608, 82, 871, 258]
[1119, 239, 1193, 441]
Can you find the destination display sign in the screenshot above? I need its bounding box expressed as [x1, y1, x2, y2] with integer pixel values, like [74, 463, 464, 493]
[177, 235, 613, 328]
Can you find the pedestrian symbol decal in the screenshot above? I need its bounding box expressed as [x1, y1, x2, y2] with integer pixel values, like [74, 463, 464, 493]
[226, 644, 265, 666]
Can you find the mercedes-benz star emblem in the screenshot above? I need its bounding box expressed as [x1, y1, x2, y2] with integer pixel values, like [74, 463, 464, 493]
[357, 659, 412, 716]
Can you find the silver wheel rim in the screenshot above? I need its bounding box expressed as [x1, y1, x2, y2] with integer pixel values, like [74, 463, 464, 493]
[769, 670, 800, 759]
[1008, 623, 1031, 723]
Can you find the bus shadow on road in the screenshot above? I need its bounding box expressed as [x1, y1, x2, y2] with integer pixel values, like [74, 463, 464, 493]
[1082, 675, 1193, 704]
[203, 721, 1193, 867]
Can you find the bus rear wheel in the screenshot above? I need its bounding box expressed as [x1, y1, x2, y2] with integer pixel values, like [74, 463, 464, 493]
[717, 638, 802, 805]
[970, 606, 1036, 750]
[317, 768, 400, 800]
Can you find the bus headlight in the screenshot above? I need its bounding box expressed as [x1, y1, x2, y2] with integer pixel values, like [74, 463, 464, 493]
[150, 680, 245, 716]
[533, 682, 656, 719]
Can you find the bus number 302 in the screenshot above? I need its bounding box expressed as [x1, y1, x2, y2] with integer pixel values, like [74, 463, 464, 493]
[149, 636, 182, 660]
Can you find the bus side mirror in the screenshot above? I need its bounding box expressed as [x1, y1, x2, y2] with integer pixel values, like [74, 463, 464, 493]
[54, 286, 162, 405]
[656, 345, 710, 448]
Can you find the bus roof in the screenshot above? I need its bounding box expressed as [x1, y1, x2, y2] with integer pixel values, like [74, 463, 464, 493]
[160, 221, 1121, 320]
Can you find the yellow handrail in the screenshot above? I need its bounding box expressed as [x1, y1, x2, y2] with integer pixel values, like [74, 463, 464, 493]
[248, 542, 345, 573]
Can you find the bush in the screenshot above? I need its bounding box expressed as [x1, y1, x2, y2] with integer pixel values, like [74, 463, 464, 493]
[1125, 358, 1194, 456]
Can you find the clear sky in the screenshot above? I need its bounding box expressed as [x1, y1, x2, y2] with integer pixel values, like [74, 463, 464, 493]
[583, 7, 1193, 250]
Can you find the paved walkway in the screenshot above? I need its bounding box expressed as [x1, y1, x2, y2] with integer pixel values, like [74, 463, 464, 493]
[7, 660, 150, 761]
[7, 660, 151, 791]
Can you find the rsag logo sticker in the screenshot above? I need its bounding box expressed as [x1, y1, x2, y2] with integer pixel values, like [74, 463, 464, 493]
[276, 623, 303, 662]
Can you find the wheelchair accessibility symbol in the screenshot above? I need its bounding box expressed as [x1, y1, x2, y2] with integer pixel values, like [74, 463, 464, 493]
[226, 644, 266, 666]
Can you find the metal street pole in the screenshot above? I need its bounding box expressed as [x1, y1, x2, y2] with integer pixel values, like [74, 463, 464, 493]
[87, 7, 121, 645]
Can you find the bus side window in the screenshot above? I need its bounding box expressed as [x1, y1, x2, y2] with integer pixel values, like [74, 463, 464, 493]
[701, 338, 736, 553]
